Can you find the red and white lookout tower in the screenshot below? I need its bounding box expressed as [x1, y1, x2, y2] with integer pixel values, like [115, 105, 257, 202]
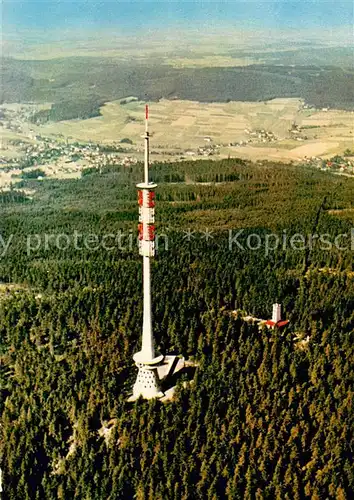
[265, 303, 289, 329]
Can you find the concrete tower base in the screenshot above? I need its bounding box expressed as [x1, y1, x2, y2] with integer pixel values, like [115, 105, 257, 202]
[129, 364, 164, 401]
[128, 355, 189, 402]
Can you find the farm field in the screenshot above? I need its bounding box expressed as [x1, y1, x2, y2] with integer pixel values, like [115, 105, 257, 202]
[37, 97, 354, 162]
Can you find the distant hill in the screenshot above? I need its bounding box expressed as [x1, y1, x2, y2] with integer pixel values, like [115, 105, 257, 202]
[2, 57, 354, 122]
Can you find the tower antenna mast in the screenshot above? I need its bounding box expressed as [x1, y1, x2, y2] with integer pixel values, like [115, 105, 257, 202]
[144, 104, 149, 184]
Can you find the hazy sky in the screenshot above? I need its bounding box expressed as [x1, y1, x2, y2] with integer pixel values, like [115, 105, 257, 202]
[3, 0, 353, 34]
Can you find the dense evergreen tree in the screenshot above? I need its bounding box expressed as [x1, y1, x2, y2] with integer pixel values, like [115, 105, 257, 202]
[0, 159, 353, 498]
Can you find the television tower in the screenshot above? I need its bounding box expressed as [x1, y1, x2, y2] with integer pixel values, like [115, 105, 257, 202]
[132, 104, 165, 399]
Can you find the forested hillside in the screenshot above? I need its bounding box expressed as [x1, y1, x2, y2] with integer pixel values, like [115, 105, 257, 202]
[2, 57, 354, 121]
[1, 159, 353, 499]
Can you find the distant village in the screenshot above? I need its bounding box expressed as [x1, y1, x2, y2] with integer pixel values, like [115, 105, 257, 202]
[1, 137, 139, 170]
[301, 151, 354, 175]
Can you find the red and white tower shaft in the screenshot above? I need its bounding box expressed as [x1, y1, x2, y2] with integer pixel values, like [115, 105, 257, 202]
[134, 105, 163, 371]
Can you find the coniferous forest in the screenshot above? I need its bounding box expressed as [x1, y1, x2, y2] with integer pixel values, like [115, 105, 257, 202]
[1, 159, 353, 499]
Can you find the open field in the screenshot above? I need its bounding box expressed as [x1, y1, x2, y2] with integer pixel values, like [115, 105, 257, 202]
[167, 55, 263, 68]
[37, 97, 301, 143]
[1, 97, 352, 191]
[0, 168, 22, 189]
[35, 97, 354, 162]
